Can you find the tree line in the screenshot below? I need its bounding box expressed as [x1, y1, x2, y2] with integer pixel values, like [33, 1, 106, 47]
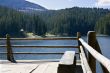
[38, 7, 110, 36]
[0, 6, 110, 37]
[95, 13, 110, 35]
[0, 6, 46, 37]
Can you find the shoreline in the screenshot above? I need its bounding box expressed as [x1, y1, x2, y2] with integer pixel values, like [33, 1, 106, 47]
[26, 33, 109, 38]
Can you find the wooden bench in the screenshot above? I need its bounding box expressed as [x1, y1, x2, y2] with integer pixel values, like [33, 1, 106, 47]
[57, 51, 76, 73]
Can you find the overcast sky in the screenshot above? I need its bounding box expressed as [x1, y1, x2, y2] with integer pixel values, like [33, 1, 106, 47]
[26, 0, 110, 10]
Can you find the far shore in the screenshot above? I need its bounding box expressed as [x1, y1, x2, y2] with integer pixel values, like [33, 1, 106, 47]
[96, 34, 109, 37]
[25, 32, 109, 38]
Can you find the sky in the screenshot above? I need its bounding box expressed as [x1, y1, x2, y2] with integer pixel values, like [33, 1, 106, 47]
[26, 0, 110, 10]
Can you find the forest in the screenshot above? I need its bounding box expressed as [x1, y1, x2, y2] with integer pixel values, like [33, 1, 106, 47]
[38, 7, 110, 36]
[95, 13, 110, 35]
[0, 6, 110, 37]
[0, 6, 46, 37]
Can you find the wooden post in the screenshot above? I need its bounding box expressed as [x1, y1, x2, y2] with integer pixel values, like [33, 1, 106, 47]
[87, 31, 96, 73]
[77, 32, 87, 58]
[6, 34, 16, 63]
[77, 32, 81, 53]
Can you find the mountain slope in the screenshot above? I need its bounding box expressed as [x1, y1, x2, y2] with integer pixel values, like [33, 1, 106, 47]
[0, 6, 47, 37]
[37, 7, 110, 36]
[0, 0, 47, 11]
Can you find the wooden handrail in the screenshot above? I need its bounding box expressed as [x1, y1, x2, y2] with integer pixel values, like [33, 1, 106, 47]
[79, 38, 110, 72]
[80, 46, 92, 73]
[0, 45, 79, 48]
[0, 37, 78, 40]
[0, 52, 79, 54]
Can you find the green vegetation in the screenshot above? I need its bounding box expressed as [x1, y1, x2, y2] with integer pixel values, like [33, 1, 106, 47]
[95, 13, 110, 35]
[0, 6, 110, 37]
[38, 7, 110, 36]
[0, 6, 46, 37]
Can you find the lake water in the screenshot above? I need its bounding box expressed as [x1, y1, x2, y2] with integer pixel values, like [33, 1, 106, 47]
[0, 36, 110, 73]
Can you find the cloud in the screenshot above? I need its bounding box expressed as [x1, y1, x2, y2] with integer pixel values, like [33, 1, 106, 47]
[96, 0, 110, 6]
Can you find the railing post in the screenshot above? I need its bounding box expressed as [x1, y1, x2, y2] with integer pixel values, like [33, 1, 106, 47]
[6, 34, 16, 63]
[77, 32, 81, 53]
[87, 31, 96, 73]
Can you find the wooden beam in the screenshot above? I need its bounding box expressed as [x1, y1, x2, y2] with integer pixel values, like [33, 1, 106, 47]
[0, 37, 78, 40]
[80, 46, 92, 73]
[0, 45, 79, 48]
[58, 51, 76, 73]
[0, 52, 79, 54]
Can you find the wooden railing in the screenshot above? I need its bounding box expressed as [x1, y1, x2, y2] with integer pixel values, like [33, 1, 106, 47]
[0, 34, 79, 63]
[79, 31, 110, 73]
[0, 31, 110, 73]
[80, 46, 92, 73]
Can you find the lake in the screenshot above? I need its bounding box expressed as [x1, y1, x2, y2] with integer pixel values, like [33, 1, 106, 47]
[0, 36, 110, 73]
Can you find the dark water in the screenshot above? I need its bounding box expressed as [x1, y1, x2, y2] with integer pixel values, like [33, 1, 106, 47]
[0, 36, 110, 73]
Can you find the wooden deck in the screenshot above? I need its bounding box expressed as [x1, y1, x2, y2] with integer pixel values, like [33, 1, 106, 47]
[1, 31, 110, 72]
[0, 60, 83, 73]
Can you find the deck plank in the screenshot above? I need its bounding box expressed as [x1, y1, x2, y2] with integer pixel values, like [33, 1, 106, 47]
[1, 63, 39, 73]
[44, 62, 59, 73]
[52, 62, 59, 73]
[0, 60, 82, 73]
[32, 63, 49, 73]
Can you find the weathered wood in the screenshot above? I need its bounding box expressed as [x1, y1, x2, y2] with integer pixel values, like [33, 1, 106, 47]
[0, 37, 78, 40]
[0, 60, 83, 73]
[79, 38, 110, 72]
[77, 32, 81, 38]
[0, 61, 60, 73]
[77, 32, 81, 53]
[80, 46, 92, 73]
[2, 64, 39, 73]
[32, 64, 49, 73]
[59, 51, 75, 65]
[0, 45, 79, 48]
[0, 52, 79, 54]
[44, 62, 58, 73]
[58, 51, 76, 73]
[87, 31, 96, 73]
[1, 61, 41, 73]
[6, 34, 16, 63]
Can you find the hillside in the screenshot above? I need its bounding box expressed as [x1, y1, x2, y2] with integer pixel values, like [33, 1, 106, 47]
[95, 13, 110, 35]
[0, 0, 47, 11]
[0, 6, 110, 37]
[0, 6, 46, 37]
[37, 7, 110, 36]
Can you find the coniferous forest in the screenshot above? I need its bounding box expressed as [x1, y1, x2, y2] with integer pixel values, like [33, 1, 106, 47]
[0, 6, 110, 37]
[95, 13, 110, 35]
[0, 6, 46, 37]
